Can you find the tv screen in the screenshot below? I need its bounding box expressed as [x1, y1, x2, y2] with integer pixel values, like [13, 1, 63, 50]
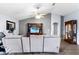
[30, 26, 39, 33]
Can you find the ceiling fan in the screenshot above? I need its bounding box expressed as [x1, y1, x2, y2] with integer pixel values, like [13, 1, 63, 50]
[33, 3, 56, 19]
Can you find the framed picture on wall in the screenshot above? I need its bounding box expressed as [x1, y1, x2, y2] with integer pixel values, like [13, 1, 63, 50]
[6, 20, 15, 30]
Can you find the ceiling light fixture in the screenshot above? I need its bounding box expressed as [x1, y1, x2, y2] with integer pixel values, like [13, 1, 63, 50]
[33, 3, 56, 19]
[35, 13, 42, 19]
[34, 4, 44, 19]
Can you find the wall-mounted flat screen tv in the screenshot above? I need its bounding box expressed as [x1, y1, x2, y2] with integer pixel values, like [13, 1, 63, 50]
[27, 23, 43, 37]
[30, 26, 39, 33]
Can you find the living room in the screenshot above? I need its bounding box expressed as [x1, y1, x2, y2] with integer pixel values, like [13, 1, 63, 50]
[0, 3, 79, 55]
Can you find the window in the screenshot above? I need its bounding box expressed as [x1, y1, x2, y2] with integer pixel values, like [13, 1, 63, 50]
[53, 23, 58, 35]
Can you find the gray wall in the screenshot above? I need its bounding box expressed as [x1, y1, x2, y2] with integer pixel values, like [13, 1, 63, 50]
[19, 14, 51, 36]
[61, 16, 64, 39]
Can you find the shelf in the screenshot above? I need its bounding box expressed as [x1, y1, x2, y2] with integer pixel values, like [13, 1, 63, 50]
[64, 20, 77, 44]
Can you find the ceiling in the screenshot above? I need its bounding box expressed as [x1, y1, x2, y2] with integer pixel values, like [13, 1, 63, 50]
[0, 3, 79, 20]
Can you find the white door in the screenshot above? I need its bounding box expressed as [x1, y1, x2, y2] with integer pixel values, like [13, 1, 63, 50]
[44, 37, 60, 53]
[22, 37, 30, 52]
[30, 35, 43, 52]
[2, 39, 22, 53]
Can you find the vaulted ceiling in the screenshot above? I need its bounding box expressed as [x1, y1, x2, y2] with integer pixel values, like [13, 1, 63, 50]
[0, 3, 79, 20]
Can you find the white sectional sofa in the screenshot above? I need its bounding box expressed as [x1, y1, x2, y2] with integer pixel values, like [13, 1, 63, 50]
[2, 35, 22, 54]
[2, 35, 61, 54]
[44, 36, 60, 53]
[30, 35, 43, 52]
[22, 37, 30, 52]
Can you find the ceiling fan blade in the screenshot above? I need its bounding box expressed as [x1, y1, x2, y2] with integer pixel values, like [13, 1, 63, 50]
[40, 13, 46, 15]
